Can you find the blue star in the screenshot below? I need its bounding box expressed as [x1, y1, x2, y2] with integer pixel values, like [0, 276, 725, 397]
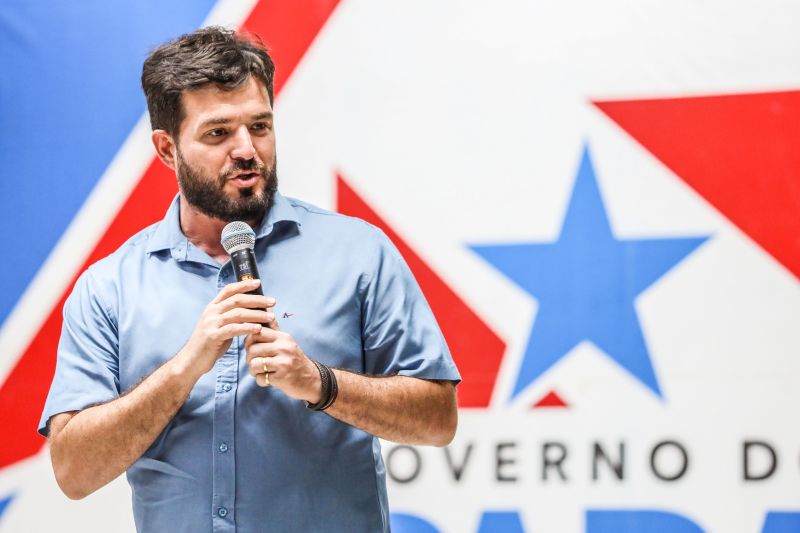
[471, 145, 708, 399]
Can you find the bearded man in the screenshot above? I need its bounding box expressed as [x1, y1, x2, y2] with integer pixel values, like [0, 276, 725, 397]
[39, 26, 459, 533]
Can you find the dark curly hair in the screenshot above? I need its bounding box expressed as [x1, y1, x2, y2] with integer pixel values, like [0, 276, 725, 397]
[141, 26, 275, 137]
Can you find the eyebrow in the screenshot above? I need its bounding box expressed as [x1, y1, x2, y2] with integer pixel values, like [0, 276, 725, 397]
[199, 111, 273, 129]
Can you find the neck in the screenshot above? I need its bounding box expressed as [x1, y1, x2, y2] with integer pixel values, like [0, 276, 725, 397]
[178, 195, 263, 263]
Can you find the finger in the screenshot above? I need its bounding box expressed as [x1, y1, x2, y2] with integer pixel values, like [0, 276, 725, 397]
[217, 293, 275, 313]
[213, 279, 261, 304]
[243, 331, 268, 351]
[248, 357, 263, 377]
[216, 322, 262, 341]
[249, 326, 282, 344]
[219, 308, 272, 327]
[248, 356, 279, 376]
[266, 354, 293, 371]
[255, 372, 271, 388]
[248, 351, 294, 372]
[246, 342, 281, 363]
[243, 326, 280, 352]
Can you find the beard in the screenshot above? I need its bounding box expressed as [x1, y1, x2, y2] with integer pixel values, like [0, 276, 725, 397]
[176, 148, 278, 223]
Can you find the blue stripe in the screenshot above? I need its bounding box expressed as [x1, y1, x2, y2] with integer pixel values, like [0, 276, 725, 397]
[0, 493, 13, 523]
[0, 0, 218, 329]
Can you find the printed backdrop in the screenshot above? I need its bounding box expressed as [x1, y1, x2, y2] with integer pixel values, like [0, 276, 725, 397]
[1, 1, 798, 531]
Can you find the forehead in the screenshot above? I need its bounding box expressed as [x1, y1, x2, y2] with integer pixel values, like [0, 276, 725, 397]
[180, 77, 272, 128]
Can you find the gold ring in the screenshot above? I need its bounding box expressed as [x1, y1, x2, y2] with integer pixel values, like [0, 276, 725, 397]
[263, 361, 269, 374]
[264, 371, 270, 387]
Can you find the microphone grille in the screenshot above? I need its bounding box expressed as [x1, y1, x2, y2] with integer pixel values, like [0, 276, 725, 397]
[221, 221, 256, 254]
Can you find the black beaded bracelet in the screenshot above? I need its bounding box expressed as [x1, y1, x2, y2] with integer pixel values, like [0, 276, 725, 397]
[306, 360, 338, 411]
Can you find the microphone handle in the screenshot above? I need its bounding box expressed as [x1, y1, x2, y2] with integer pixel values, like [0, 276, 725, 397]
[230, 248, 269, 327]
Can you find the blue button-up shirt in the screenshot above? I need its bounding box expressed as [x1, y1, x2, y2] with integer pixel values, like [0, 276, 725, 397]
[39, 192, 460, 532]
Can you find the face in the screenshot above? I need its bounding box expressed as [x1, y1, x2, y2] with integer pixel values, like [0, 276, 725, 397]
[172, 76, 277, 222]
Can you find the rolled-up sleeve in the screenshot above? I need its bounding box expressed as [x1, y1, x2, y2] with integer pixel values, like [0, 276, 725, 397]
[360, 228, 461, 383]
[38, 268, 120, 437]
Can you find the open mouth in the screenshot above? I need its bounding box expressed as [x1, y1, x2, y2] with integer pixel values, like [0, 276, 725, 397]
[230, 172, 261, 187]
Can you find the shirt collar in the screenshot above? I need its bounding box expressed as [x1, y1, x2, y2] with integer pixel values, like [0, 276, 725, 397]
[256, 190, 302, 239]
[146, 191, 301, 257]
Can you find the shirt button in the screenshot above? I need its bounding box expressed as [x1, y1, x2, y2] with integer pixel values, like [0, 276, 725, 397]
[219, 443, 229, 453]
[222, 383, 232, 392]
[218, 507, 228, 518]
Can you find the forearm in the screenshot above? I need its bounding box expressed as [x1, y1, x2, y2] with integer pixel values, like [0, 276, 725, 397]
[49, 353, 202, 499]
[324, 371, 458, 447]
[243, 327, 459, 446]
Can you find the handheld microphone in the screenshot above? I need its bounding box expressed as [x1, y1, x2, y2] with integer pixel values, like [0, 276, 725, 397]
[221, 222, 271, 379]
[221, 221, 263, 296]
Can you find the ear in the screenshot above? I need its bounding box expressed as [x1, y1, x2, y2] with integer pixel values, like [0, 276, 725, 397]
[151, 130, 177, 170]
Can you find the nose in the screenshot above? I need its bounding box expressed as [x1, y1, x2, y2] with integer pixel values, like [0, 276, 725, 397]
[229, 126, 256, 161]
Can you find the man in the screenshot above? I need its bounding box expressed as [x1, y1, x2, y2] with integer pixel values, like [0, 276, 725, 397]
[38, 26, 460, 532]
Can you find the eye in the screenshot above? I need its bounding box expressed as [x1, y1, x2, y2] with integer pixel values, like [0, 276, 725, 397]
[207, 128, 227, 138]
[251, 122, 272, 132]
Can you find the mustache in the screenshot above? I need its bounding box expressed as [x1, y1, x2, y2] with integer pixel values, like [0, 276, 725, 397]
[219, 158, 268, 183]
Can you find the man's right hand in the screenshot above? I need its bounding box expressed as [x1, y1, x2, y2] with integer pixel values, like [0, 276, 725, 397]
[48, 278, 277, 500]
[179, 279, 275, 377]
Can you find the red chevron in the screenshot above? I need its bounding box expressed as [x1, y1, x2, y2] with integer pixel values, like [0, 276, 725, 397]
[336, 175, 506, 408]
[595, 91, 800, 280]
[532, 390, 568, 409]
[0, 0, 340, 470]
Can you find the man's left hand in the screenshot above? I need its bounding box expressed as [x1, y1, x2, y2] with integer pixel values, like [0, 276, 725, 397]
[245, 318, 323, 404]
